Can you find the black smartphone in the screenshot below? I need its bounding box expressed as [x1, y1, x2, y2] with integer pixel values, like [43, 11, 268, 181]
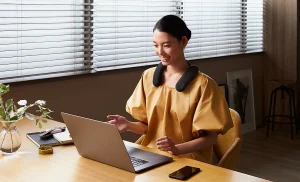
[169, 166, 201, 180]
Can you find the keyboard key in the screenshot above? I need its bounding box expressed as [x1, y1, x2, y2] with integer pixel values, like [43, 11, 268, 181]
[130, 156, 149, 167]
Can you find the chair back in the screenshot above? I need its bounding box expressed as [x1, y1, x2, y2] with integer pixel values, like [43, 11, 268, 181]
[214, 108, 242, 169]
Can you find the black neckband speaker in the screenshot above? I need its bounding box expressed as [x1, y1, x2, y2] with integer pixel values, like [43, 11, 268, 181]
[153, 61, 199, 92]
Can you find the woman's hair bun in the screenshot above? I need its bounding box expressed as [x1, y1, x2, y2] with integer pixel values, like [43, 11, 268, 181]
[154, 15, 192, 41]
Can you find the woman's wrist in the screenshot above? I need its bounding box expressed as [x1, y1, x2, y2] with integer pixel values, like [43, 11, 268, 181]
[127, 121, 148, 135]
[127, 121, 133, 132]
[175, 139, 204, 155]
[175, 144, 183, 155]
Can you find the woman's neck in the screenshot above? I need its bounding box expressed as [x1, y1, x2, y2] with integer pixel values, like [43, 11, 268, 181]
[163, 59, 189, 88]
[165, 59, 190, 75]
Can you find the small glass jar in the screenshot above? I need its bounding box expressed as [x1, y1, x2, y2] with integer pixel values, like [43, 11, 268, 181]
[0, 119, 22, 155]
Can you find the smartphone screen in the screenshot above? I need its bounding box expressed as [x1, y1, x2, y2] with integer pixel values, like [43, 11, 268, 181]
[169, 166, 201, 180]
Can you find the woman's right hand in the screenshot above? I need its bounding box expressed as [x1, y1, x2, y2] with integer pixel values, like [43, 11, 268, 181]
[107, 115, 129, 132]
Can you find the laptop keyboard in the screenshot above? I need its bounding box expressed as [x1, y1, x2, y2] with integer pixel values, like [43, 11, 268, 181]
[130, 156, 149, 167]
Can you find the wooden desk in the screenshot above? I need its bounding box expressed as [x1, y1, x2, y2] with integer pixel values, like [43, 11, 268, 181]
[0, 118, 270, 182]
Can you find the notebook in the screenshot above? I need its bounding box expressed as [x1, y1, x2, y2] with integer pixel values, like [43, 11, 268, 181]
[53, 130, 73, 145]
[27, 132, 61, 147]
[61, 112, 173, 173]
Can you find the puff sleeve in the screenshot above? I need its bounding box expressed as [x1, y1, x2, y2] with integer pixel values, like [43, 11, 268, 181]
[192, 76, 233, 137]
[126, 72, 148, 124]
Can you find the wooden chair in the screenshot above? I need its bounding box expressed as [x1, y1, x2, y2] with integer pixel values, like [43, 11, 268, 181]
[214, 108, 243, 170]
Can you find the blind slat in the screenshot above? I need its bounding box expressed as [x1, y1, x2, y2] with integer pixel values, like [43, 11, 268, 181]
[0, 47, 88, 58]
[0, 30, 90, 38]
[0, 41, 88, 52]
[0, 53, 88, 65]
[0, 61, 89, 72]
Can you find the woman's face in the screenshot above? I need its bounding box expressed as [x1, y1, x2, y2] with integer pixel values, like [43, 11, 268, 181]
[153, 29, 186, 66]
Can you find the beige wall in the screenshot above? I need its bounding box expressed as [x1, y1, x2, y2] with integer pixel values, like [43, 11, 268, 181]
[7, 53, 263, 141]
[264, 0, 297, 82]
[263, 0, 298, 116]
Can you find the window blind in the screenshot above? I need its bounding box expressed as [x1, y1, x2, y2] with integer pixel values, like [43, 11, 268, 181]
[0, 0, 263, 83]
[92, 0, 263, 71]
[92, 0, 181, 71]
[0, 0, 92, 83]
[243, 0, 263, 53]
[181, 0, 263, 60]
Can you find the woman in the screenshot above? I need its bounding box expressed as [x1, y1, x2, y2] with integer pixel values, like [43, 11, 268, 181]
[107, 15, 233, 164]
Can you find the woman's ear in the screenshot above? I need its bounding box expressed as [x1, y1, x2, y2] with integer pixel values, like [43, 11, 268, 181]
[181, 36, 188, 49]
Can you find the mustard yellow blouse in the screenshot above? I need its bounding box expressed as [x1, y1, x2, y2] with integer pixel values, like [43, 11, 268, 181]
[126, 67, 233, 163]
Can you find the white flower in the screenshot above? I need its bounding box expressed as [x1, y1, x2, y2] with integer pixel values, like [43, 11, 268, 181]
[18, 100, 27, 106]
[17, 106, 26, 114]
[35, 100, 46, 106]
[9, 110, 15, 118]
[25, 112, 35, 121]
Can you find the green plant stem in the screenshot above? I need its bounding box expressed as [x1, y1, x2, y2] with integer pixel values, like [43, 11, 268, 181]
[10, 129, 13, 153]
[0, 129, 7, 151]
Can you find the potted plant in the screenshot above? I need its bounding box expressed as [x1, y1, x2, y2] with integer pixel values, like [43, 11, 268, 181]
[0, 83, 53, 155]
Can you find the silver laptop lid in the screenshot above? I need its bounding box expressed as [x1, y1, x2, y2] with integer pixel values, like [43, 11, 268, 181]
[61, 112, 135, 173]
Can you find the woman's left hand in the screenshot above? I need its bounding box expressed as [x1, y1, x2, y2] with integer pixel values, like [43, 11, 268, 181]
[156, 136, 179, 155]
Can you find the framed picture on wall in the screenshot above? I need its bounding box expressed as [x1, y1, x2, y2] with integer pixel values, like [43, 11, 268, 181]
[226, 69, 256, 134]
[218, 84, 228, 103]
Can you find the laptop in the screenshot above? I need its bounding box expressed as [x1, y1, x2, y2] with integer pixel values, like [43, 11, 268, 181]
[61, 112, 173, 173]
